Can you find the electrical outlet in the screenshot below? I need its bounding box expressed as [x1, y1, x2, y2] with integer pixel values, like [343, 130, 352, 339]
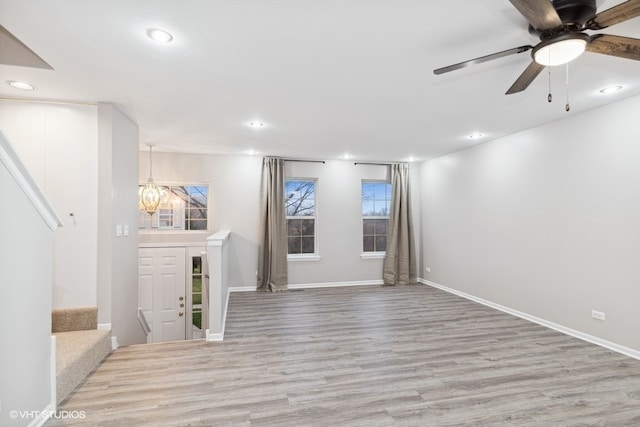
[425, 267, 431, 273]
[592, 310, 605, 321]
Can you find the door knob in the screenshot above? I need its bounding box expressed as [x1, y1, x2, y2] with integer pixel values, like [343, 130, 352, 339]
[179, 312, 184, 317]
[179, 296, 184, 301]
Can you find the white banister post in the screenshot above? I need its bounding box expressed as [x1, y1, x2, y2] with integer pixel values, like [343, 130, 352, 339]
[206, 230, 231, 341]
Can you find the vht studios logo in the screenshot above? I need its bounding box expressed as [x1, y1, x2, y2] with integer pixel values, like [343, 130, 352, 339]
[9, 410, 86, 420]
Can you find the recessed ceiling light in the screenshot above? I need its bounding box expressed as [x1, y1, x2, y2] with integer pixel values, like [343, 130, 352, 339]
[248, 121, 264, 128]
[7, 80, 35, 90]
[244, 149, 258, 155]
[340, 153, 353, 160]
[146, 28, 174, 43]
[599, 85, 623, 94]
[468, 132, 484, 140]
[405, 156, 416, 162]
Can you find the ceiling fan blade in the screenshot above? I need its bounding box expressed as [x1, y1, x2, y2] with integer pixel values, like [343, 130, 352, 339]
[433, 45, 532, 75]
[586, 34, 640, 61]
[505, 61, 545, 95]
[0, 25, 53, 69]
[585, 0, 640, 30]
[508, 0, 563, 31]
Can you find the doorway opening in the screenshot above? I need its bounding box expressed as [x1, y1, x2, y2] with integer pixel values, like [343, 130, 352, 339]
[138, 246, 209, 343]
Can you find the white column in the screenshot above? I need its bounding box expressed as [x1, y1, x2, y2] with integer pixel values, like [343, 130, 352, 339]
[206, 230, 231, 341]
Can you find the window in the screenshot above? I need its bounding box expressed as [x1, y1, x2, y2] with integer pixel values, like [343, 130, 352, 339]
[362, 181, 391, 252]
[139, 184, 208, 231]
[285, 179, 317, 255]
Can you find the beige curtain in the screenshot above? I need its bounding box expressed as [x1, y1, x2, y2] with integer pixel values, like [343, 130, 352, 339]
[257, 157, 288, 291]
[383, 163, 417, 285]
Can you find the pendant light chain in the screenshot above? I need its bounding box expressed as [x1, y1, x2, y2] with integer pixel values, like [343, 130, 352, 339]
[149, 144, 154, 178]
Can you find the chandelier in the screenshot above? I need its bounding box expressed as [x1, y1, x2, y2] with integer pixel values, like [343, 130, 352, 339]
[140, 144, 161, 215]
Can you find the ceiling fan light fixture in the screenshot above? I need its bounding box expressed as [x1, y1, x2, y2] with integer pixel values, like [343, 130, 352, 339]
[533, 35, 588, 66]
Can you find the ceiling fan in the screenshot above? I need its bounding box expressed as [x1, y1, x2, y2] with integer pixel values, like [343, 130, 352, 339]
[433, 0, 640, 95]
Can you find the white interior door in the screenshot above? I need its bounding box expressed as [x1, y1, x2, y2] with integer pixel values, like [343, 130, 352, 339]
[139, 247, 186, 342]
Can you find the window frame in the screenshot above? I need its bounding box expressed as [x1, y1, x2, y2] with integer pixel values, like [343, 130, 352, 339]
[138, 182, 210, 233]
[361, 179, 392, 257]
[285, 178, 320, 261]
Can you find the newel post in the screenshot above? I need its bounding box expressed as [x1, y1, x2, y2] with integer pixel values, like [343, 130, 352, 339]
[206, 230, 230, 341]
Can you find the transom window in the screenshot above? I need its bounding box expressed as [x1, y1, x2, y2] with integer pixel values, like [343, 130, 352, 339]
[362, 181, 391, 252]
[139, 184, 208, 231]
[285, 179, 317, 255]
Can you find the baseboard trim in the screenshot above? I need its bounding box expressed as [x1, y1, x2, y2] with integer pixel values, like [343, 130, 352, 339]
[419, 278, 640, 361]
[205, 289, 230, 342]
[228, 286, 258, 292]
[205, 331, 224, 341]
[50, 335, 57, 412]
[289, 280, 384, 290]
[27, 402, 56, 427]
[97, 324, 118, 349]
[229, 280, 384, 292]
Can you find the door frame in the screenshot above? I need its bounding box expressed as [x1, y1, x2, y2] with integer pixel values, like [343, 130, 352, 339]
[139, 243, 207, 342]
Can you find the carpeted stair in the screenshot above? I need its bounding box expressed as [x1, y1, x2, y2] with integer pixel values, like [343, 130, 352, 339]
[52, 307, 112, 404]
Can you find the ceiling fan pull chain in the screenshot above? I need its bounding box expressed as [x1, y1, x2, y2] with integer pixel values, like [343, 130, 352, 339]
[547, 66, 552, 103]
[565, 63, 571, 112]
[547, 48, 552, 103]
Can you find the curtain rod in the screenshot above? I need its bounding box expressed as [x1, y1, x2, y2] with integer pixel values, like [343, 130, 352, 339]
[354, 162, 393, 166]
[282, 158, 326, 164]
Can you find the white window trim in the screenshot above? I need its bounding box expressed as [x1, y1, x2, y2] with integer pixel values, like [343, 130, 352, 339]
[360, 252, 385, 260]
[139, 229, 211, 235]
[288, 254, 322, 262]
[139, 182, 210, 233]
[285, 178, 319, 257]
[361, 180, 391, 254]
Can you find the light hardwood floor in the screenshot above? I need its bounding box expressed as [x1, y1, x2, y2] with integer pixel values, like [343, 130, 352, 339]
[51, 285, 640, 426]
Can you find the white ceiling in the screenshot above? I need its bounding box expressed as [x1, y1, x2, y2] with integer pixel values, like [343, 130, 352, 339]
[1, 0, 639, 162]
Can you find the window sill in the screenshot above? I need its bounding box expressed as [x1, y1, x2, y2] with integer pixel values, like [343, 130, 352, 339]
[360, 252, 386, 260]
[139, 229, 210, 234]
[288, 254, 322, 262]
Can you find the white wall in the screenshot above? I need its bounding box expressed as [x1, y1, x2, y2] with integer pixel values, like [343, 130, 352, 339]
[420, 94, 640, 352]
[0, 100, 98, 309]
[0, 100, 144, 346]
[285, 161, 389, 285]
[140, 155, 419, 287]
[98, 104, 145, 346]
[0, 144, 54, 426]
[139, 152, 262, 288]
